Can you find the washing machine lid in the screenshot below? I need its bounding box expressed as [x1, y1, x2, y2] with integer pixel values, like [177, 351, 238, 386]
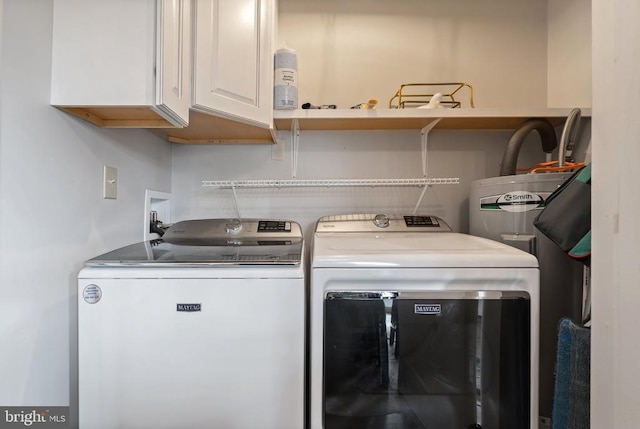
[85, 219, 303, 267]
[312, 214, 537, 268]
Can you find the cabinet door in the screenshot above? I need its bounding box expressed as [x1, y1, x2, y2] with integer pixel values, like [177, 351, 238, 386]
[193, 0, 274, 128]
[51, 0, 190, 128]
[155, 0, 191, 127]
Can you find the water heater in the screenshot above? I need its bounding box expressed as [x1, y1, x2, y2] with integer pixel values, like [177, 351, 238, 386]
[470, 173, 584, 427]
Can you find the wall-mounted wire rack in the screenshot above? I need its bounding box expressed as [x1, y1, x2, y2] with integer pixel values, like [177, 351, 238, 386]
[202, 119, 454, 192]
[201, 119, 458, 216]
[202, 178, 459, 189]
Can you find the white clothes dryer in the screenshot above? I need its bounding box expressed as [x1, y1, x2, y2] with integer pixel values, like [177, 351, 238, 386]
[309, 214, 539, 429]
[77, 219, 305, 429]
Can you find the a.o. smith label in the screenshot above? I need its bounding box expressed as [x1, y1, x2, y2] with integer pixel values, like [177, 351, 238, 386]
[415, 304, 441, 315]
[177, 303, 201, 312]
[479, 191, 550, 213]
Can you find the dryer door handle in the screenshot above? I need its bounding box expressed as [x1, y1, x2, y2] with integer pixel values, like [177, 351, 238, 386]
[326, 291, 399, 300]
[325, 290, 530, 300]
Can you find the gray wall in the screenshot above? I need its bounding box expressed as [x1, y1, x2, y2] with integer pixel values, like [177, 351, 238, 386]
[0, 0, 172, 412]
[278, 0, 550, 109]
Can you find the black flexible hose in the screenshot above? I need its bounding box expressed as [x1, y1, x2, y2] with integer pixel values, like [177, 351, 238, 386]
[499, 118, 558, 176]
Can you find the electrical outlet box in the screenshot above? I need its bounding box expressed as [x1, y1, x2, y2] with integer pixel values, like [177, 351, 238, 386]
[103, 166, 117, 199]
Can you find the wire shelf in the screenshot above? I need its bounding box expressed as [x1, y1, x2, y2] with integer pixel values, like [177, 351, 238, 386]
[202, 178, 460, 189]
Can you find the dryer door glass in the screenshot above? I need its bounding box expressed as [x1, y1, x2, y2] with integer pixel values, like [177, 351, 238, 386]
[323, 291, 530, 429]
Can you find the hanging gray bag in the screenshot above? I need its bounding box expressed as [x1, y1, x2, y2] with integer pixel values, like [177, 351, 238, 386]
[533, 164, 591, 265]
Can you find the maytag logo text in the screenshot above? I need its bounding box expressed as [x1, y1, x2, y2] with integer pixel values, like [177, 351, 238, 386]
[415, 304, 441, 315]
[177, 303, 201, 312]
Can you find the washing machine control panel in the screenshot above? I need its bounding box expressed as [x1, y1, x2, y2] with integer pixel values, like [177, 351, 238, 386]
[316, 214, 452, 233]
[257, 220, 292, 232]
[403, 215, 441, 227]
[87, 218, 304, 266]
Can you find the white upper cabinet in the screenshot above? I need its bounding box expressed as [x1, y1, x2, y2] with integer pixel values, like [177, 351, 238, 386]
[191, 0, 275, 129]
[51, 0, 191, 128]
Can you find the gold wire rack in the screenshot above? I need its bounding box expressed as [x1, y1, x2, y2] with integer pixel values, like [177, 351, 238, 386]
[389, 82, 475, 108]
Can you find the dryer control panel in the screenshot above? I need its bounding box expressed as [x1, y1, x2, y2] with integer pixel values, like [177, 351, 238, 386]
[316, 214, 452, 233]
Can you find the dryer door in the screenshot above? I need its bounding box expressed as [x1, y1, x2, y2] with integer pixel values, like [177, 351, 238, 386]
[323, 291, 530, 429]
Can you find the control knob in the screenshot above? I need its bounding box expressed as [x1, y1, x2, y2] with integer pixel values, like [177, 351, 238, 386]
[226, 219, 242, 233]
[373, 214, 390, 228]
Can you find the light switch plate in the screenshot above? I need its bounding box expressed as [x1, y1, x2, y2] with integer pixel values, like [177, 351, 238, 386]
[103, 166, 117, 199]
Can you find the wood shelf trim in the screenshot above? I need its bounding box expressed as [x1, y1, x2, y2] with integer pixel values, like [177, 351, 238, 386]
[55, 106, 591, 144]
[155, 110, 275, 144]
[166, 136, 274, 145]
[56, 106, 176, 128]
[274, 107, 591, 131]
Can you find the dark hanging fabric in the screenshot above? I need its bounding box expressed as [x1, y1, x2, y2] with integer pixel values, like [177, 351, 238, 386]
[533, 164, 591, 265]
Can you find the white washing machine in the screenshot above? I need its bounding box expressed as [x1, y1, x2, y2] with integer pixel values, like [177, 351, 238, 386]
[77, 219, 305, 429]
[309, 214, 540, 429]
